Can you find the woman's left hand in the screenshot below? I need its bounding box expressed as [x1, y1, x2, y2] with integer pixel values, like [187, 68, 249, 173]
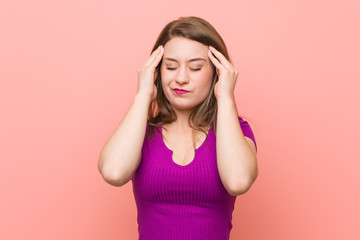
[208, 46, 238, 100]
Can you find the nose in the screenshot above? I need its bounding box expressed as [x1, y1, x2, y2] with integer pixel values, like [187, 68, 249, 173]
[175, 66, 189, 85]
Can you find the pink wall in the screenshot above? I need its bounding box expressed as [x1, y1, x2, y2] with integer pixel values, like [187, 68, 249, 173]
[1, 0, 359, 239]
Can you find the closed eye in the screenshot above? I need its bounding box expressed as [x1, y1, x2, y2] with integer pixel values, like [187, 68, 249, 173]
[166, 67, 201, 71]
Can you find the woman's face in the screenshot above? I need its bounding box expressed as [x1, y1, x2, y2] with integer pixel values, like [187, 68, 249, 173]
[160, 37, 214, 112]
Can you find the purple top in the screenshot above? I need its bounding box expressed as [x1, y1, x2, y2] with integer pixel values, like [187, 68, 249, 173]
[131, 116, 257, 240]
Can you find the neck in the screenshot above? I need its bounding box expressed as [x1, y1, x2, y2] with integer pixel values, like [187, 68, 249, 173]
[169, 108, 194, 131]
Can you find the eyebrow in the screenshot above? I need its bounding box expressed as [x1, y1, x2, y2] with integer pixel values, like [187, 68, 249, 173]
[163, 57, 206, 62]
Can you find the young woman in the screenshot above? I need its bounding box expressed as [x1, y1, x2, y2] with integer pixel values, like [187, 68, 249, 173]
[98, 16, 258, 240]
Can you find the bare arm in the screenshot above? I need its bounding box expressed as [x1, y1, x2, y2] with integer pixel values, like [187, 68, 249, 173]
[98, 45, 164, 187]
[98, 93, 151, 187]
[216, 96, 258, 196]
[208, 45, 258, 196]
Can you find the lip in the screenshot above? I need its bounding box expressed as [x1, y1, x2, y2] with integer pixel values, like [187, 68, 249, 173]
[173, 88, 189, 95]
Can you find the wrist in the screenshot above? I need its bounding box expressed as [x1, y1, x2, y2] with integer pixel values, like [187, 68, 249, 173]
[134, 92, 152, 103]
[216, 94, 235, 103]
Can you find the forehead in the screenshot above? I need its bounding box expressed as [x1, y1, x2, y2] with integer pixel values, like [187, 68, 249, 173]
[163, 37, 209, 62]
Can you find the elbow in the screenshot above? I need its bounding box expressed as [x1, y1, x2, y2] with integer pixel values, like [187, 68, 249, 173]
[228, 172, 258, 196]
[99, 168, 128, 187]
[98, 159, 129, 187]
[228, 180, 252, 196]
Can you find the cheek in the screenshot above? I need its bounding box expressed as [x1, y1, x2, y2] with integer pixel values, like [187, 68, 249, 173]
[160, 68, 173, 83]
[160, 70, 169, 85]
[197, 72, 213, 88]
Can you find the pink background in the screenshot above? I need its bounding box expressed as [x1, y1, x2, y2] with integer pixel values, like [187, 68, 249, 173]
[1, 0, 359, 239]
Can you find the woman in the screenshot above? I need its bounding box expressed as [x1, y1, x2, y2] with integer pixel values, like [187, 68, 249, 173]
[98, 16, 258, 240]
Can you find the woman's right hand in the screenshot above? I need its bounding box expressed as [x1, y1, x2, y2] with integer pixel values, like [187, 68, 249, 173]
[136, 45, 164, 100]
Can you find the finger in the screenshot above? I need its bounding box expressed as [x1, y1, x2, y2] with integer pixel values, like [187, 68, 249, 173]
[144, 45, 163, 68]
[148, 45, 164, 70]
[143, 45, 163, 68]
[208, 49, 224, 72]
[208, 46, 232, 69]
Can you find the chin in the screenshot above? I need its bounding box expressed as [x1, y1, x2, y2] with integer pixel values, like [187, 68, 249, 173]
[170, 101, 201, 111]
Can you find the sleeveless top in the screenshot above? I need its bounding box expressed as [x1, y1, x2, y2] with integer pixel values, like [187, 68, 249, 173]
[131, 116, 257, 240]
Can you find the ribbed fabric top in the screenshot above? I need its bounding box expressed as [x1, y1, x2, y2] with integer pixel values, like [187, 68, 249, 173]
[131, 117, 257, 240]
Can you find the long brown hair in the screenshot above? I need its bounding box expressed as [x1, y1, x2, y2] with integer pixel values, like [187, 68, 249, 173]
[146, 16, 243, 148]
